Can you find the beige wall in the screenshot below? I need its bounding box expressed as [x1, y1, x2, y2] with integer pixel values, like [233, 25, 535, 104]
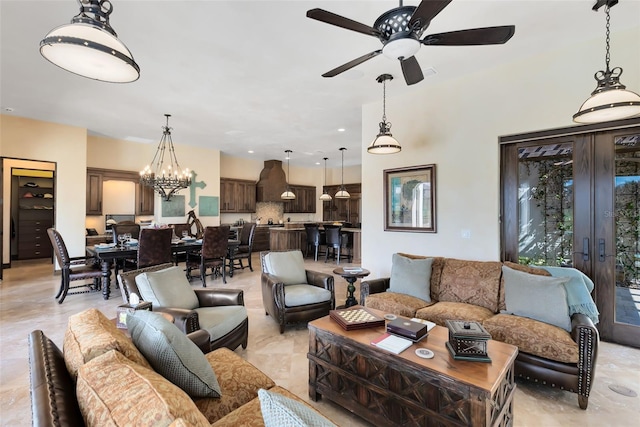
[361, 28, 640, 278]
[1, 115, 87, 263]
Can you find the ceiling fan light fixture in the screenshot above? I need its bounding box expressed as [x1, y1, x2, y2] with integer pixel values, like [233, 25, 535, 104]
[368, 74, 401, 155]
[39, 0, 139, 83]
[573, 2, 640, 123]
[382, 37, 420, 60]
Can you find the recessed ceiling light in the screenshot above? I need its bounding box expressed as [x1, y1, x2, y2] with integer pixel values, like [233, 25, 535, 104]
[4, 107, 14, 112]
[315, 162, 321, 165]
[337, 128, 346, 132]
[248, 150, 254, 154]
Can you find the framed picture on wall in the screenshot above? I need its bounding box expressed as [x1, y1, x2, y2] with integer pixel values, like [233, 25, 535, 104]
[384, 164, 436, 233]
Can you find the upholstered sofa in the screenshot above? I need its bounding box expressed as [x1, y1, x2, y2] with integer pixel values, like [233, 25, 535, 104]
[360, 254, 600, 409]
[28, 308, 335, 426]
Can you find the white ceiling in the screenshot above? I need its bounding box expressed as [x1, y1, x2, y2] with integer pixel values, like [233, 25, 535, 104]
[1, 1, 639, 168]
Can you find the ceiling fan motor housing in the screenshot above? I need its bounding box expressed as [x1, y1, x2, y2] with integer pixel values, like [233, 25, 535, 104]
[375, 6, 426, 60]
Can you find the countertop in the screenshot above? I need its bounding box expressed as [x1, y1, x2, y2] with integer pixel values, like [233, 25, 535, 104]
[269, 227, 361, 233]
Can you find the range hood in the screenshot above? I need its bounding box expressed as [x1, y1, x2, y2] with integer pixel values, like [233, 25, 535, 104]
[256, 160, 287, 202]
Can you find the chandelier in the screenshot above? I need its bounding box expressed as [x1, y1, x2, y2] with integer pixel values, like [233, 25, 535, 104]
[368, 74, 401, 154]
[140, 114, 191, 201]
[39, 0, 140, 83]
[573, 1, 640, 123]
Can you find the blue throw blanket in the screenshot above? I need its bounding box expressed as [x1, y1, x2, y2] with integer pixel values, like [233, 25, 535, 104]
[541, 266, 599, 324]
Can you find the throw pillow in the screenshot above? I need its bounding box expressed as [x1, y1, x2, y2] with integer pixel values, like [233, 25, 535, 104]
[389, 253, 433, 302]
[127, 310, 221, 398]
[502, 266, 572, 331]
[263, 250, 307, 285]
[258, 389, 337, 427]
[135, 266, 199, 310]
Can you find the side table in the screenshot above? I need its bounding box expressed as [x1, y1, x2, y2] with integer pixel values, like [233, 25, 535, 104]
[333, 267, 370, 308]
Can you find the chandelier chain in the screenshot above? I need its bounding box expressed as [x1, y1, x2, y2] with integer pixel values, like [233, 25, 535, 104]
[382, 78, 387, 123]
[605, 5, 611, 71]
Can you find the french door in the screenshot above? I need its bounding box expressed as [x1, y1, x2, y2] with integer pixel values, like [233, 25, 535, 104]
[501, 118, 640, 347]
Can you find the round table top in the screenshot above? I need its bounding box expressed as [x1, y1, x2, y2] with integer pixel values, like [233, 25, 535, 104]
[333, 267, 370, 278]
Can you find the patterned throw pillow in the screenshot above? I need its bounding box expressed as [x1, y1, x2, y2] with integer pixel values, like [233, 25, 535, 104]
[258, 389, 337, 427]
[502, 266, 572, 331]
[389, 253, 433, 302]
[127, 311, 221, 398]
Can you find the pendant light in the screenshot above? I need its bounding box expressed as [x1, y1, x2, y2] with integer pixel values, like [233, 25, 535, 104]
[281, 150, 296, 200]
[368, 74, 401, 154]
[140, 114, 191, 201]
[319, 157, 332, 201]
[573, 1, 640, 123]
[40, 0, 140, 83]
[335, 148, 350, 199]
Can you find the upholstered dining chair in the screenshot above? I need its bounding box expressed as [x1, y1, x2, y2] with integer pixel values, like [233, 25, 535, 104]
[230, 222, 256, 272]
[260, 250, 335, 333]
[118, 263, 248, 352]
[137, 228, 172, 269]
[324, 225, 351, 264]
[47, 228, 103, 304]
[186, 225, 229, 286]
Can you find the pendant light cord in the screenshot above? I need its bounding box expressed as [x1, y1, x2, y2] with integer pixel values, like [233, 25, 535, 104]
[382, 78, 387, 123]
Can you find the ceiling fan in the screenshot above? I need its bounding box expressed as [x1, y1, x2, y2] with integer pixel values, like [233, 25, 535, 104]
[307, 0, 515, 85]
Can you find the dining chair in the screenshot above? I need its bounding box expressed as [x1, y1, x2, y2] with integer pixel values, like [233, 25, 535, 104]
[230, 223, 257, 272]
[304, 223, 324, 262]
[137, 228, 173, 269]
[47, 228, 103, 304]
[186, 225, 229, 286]
[324, 225, 351, 264]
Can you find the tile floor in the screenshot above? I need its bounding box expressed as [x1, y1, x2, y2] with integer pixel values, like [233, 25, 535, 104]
[1, 256, 639, 426]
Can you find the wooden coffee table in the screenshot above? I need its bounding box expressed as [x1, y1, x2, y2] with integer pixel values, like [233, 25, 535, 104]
[308, 308, 518, 427]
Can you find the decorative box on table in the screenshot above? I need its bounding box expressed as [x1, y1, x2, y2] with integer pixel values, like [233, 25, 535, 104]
[116, 301, 152, 329]
[445, 319, 492, 362]
[330, 306, 385, 331]
[386, 318, 428, 341]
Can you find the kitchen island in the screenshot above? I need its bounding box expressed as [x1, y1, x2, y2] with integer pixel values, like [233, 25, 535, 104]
[269, 226, 361, 262]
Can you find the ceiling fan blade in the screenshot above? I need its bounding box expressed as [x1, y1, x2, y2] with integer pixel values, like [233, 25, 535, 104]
[322, 50, 382, 78]
[400, 56, 424, 86]
[307, 8, 381, 38]
[422, 26, 515, 46]
[408, 0, 453, 29]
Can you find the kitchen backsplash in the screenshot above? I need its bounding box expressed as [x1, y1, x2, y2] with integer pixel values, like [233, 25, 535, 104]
[253, 202, 284, 224]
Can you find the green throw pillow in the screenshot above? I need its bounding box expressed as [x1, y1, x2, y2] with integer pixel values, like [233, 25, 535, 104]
[389, 253, 433, 302]
[127, 311, 221, 398]
[502, 266, 572, 331]
[258, 389, 337, 427]
[134, 266, 199, 310]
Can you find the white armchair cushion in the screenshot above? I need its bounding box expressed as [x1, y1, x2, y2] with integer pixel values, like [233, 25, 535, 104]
[135, 266, 199, 310]
[263, 251, 307, 285]
[194, 305, 248, 341]
[284, 285, 332, 307]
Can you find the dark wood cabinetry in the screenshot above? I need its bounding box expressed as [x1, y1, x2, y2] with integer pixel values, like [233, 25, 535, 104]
[220, 178, 256, 213]
[322, 183, 361, 224]
[252, 226, 270, 251]
[283, 185, 316, 213]
[86, 168, 154, 215]
[16, 174, 54, 259]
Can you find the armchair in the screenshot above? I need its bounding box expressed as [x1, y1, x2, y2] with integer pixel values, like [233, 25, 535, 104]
[118, 263, 248, 352]
[260, 250, 335, 333]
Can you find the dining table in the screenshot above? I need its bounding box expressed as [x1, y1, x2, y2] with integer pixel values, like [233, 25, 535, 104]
[86, 239, 240, 300]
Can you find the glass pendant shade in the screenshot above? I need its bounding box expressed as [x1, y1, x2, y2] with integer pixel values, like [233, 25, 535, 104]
[281, 150, 296, 200]
[39, 1, 139, 83]
[319, 157, 332, 201]
[573, 3, 640, 123]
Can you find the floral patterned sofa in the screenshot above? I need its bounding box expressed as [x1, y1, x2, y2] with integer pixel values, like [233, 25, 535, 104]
[360, 254, 599, 410]
[28, 308, 334, 426]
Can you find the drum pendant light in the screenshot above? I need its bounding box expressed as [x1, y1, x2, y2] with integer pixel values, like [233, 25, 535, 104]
[335, 148, 350, 199]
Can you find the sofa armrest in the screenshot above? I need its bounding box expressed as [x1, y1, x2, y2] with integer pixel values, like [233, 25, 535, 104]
[194, 288, 244, 307]
[187, 329, 211, 353]
[360, 278, 390, 305]
[305, 270, 335, 292]
[570, 313, 599, 409]
[154, 307, 199, 334]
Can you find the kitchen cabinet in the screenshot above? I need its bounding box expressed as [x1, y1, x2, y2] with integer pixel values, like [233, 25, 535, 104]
[220, 178, 256, 213]
[16, 173, 54, 259]
[283, 185, 316, 213]
[322, 183, 361, 224]
[86, 168, 154, 216]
